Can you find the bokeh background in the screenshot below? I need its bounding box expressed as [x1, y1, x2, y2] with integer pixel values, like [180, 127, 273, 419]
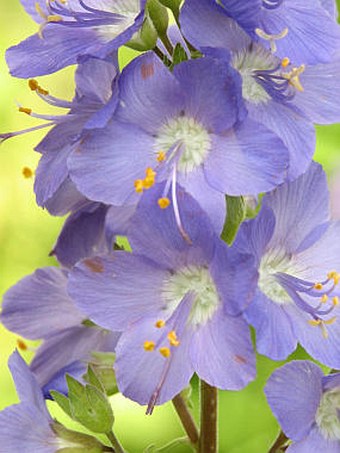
[1, 2, 340, 452]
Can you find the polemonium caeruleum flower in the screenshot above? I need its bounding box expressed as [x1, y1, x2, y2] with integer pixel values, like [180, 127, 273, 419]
[1, 56, 119, 214]
[68, 184, 257, 413]
[265, 360, 340, 452]
[215, 0, 340, 65]
[69, 51, 288, 233]
[233, 162, 340, 368]
[180, 0, 340, 179]
[1, 267, 119, 397]
[6, 0, 145, 77]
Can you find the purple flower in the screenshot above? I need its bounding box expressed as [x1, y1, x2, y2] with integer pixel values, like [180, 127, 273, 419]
[68, 184, 257, 412]
[180, 0, 340, 179]
[233, 162, 340, 368]
[0, 351, 62, 451]
[6, 0, 145, 77]
[215, 0, 340, 65]
[69, 51, 288, 233]
[1, 267, 119, 398]
[265, 360, 340, 452]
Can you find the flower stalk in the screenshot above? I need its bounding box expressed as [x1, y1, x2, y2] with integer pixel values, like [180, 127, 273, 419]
[199, 381, 218, 453]
[172, 394, 199, 448]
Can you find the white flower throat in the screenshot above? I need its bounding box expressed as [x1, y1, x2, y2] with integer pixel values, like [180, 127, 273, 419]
[316, 387, 340, 441]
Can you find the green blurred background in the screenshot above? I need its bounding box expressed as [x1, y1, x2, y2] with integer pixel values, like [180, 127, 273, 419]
[1, 2, 340, 452]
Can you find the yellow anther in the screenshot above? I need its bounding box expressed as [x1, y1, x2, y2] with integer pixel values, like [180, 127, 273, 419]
[143, 341, 155, 352]
[29, 79, 39, 91]
[17, 339, 28, 351]
[281, 57, 290, 68]
[283, 65, 305, 92]
[145, 167, 156, 178]
[158, 197, 171, 209]
[157, 151, 166, 162]
[314, 283, 323, 290]
[47, 14, 62, 22]
[321, 294, 329, 303]
[22, 167, 34, 179]
[167, 330, 180, 347]
[328, 271, 337, 279]
[134, 179, 144, 194]
[333, 274, 340, 285]
[143, 176, 155, 189]
[324, 316, 337, 325]
[308, 319, 321, 326]
[19, 107, 32, 115]
[159, 347, 171, 358]
[155, 319, 165, 328]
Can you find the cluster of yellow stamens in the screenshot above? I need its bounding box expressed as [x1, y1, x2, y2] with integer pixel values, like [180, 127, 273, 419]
[143, 320, 180, 358]
[282, 64, 305, 92]
[134, 167, 156, 194]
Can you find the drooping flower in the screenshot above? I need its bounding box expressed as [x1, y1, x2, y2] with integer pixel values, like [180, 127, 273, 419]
[232, 162, 340, 368]
[69, 51, 288, 233]
[265, 360, 340, 452]
[216, 0, 340, 65]
[180, 0, 340, 179]
[68, 184, 257, 412]
[0, 351, 107, 451]
[1, 267, 119, 397]
[6, 0, 145, 77]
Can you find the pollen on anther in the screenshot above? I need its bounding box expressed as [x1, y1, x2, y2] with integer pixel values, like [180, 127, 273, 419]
[17, 338, 28, 351]
[167, 330, 180, 347]
[314, 282, 323, 290]
[332, 296, 339, 306]
[22, 167, 33, 179]
[308, 319, 321, 326]
[19, 107, 32, 115]
[281, 57, 290, 68]
[155, 319, 165, 328]
[321, 294, 329, 303]
[144, 341, 155, 352]
[159, 347, 171, 358]
[134, 179, 144, 193]
[158, 197, 171, 209]
[157, 151, 166, 162]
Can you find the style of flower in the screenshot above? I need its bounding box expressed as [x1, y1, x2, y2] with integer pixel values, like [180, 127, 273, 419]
[265, 360, 340, 452]
[68, 184, 257, 413]
[232, 162, 340, 368]
[180, 0, 340, 179]
[68, 51, 288, 234]
[215, 0, 340, 65]
[1, 267, 119, 397]
[6, 0, 145, 77]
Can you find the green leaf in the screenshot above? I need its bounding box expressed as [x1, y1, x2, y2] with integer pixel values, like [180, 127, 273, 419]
[126, 16, 158, 51]
[171, 43, 188, 68]
[147, 0, 169, 39]
[221, 196, 246, 245]
[158, 0, 182, 18]
[84, 365, 105, 393]
[51, 390, 73, 418]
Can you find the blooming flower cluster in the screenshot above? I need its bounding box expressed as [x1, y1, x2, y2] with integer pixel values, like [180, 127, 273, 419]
[1, 0, 340, 451]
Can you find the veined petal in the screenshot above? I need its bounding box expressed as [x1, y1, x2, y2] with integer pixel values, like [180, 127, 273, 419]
[288, 427, 340, 453]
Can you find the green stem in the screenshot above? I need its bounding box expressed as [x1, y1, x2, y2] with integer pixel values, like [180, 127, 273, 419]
[106, 431, 125, 453]
[268, 430, 289, 453]
[172, 394, 199, 447]
[199, 381, 218, 453]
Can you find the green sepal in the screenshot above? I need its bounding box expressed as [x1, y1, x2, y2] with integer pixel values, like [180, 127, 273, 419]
[88, 352, 119, 397]
[52, 422, 109, 452]
[158, 0, 182, 19]
[147, 0, 169, 40]
[51, 391, 73, 419]
[170, 43, 188, 69]
[66, 375, 115, 434]
[126, 16, 158, 51]
[84, 365, 105, 394]
[221, 196, 246, 245]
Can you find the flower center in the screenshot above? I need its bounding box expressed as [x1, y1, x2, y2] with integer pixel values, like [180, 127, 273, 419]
[162, 265, 220, 327]
[155, 116, 211, 174]
[258, 248, 293, 304]
[316, 387, 340, 441]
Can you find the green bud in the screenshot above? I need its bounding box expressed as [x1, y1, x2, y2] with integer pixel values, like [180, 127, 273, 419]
[66, 375, 115, 434]
[126, 16, 158, 51]
[221, 196, 246, 245]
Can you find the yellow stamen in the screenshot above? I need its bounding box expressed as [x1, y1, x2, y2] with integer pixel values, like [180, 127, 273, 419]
[157, 151, 166, 162]
[35, 2, 47, 20]
[22, 167, 33, 179]
[143, 176, 155, 189]
[155, 319, 165, 328]
[333, 273, 340, 285]
[314, 282, 323, 290]
[134, 179, 144, 193]
[283, 65, 305, 92]
[167, 330, 180, 347]
[19, 107, 32, 115]
[159, 347, 171, 358]
[281, 57, 290, 68]
[328, 271, 337, 279]
[143, 341, 155, 352]
[308, 319, 321, 326]
[321, 294, 329, 303]
[47, 14, 62, 22]
[158, 197, 171, 209]
[17, 339, 28, 351]
[332, 296, 339, 306]
[145, 167, 156, 178]
[324, 316, 337, 325]
[29, 79, 39, 91]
